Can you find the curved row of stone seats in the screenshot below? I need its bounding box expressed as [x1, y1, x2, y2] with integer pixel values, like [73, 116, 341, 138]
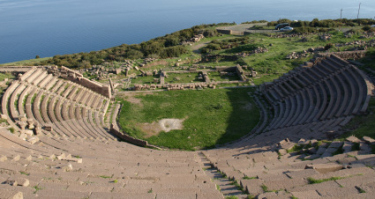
[1, 67, 114, 141]
[1, 81, 23, 129]
[17, 85, 31, 117]
[262, 55, 373, 131]
[28, 68, 111, 113]
[111, 104, 121, 130]
[200, 53, 375, 198]
[202, 122, 375, 199]
[39, 92, 114, 140]
[9, 82, 26, 120]
[13, 68, 110, 113]
[0, 128, 224, 199]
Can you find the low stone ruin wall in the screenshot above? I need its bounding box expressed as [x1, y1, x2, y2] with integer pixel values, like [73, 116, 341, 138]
[0, 66, 46, 73]
[216, 29, 232, 34]
[201, 54, 238, 62]
[110, 124, 148, 147]
[60, 66, 111, 98]
[318, 50, 367, 60]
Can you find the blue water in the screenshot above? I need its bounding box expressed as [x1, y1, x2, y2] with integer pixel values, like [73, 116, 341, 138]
[1, 0, 374, 63]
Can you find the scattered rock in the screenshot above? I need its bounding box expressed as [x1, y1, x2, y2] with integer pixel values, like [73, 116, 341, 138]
[346, 135, 361, 143]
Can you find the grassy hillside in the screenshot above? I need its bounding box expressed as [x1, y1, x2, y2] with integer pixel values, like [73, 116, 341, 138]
[0, 57, 51, 66]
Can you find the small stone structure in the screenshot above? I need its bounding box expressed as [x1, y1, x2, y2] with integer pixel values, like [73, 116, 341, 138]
[130, 65, 255, 91]
[318, 50, 367, 60]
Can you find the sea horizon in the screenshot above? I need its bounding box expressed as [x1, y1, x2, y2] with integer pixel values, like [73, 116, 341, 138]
[1, 0, 375, 64]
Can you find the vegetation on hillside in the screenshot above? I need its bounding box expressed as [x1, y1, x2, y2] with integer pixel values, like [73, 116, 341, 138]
[268, 18, 375, 28]
[38, 23, 235, 68]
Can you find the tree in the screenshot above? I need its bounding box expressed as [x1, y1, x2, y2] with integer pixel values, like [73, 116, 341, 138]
[35, 55, 40, 59]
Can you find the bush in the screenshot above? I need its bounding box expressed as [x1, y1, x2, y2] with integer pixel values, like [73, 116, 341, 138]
[203, 29, 219, 37]
[324, 43, 334, 50]
[363, 26, 375, 32]
[250, 25, 264, 30]
[290, 21, 310, 27]
[8, 127, 14, 134]
[277, 18, 292, 24]
[267, 21, 278, 27]
[241, 20, 268, 24]
[292, 27, 317, 34]
[42, 23, 229, 67]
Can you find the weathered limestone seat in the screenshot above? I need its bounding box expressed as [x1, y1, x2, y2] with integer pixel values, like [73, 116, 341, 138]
[0, 127, 224, 199]
[1, 67, 114, 141]
[261, 55, 372, 131]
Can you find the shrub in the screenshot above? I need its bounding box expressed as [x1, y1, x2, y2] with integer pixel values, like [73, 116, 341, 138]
[8, 127, 14, 134]
[324, 43, 334, 50]
[203, 29, 219, 37]
[292, 27, 317, 34]
[362, 26, 375, 32]
[250, 25, 264, 30]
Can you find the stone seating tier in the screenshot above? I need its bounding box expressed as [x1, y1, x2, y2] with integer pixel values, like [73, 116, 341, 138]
[261, 55, 372, 131]
[1, 67, 114, 140]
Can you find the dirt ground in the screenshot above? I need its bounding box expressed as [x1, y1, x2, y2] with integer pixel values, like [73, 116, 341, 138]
[119, 91, 156, 107]
[140, 118, 186, 138]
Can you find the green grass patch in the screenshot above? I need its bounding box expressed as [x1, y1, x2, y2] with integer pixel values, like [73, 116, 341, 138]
[243, 176, 258, 180]
[20, 171, 30, 176]
[261, 184, 270, 192]
[131, 75, 159, 85]
[164, 73, 204, 84]
[286, 144, 305, 153]
[230, 180, 246, 192]
[33, 185, 43, 194]
[0, 118, 9, 125]
[252, 74, 282, 85]
[341, 98, 375, 139]
[8, 127, 15, 134]
[99, 175, 112, 179]
[0, 73, 15, 81]
[117, 88, 260, 150]
[0, 57, 51, 66]
[209, 71, 241, 82]
[247, 195, 255, 199]
[307, 176, 346, 184]
[225, 196, 238, 199]
[31, 94, 37, 104]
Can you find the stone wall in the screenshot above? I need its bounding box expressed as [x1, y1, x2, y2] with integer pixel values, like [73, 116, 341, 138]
[235, 65, 248, 81]
[216, 29, 232, 34]
[60, 66, 112, 98]
[0, 66, 46, 73]
[110, 124, 148, 147]
[318, 50, 367, 60]
[201, 54, 238, 62]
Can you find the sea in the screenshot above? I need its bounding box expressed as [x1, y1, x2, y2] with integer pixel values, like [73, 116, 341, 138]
[1, 0, 375, 63]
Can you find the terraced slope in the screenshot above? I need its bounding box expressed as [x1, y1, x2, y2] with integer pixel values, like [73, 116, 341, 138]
[1, 67, 115, 141]
[0, 53, 375, 199]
